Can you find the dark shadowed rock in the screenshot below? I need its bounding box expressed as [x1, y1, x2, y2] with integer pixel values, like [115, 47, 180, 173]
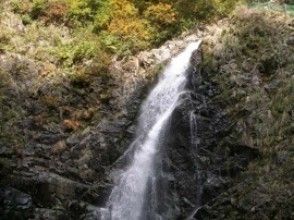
[286, 36, 294, 45]
[0, 187, 33, 219]
[32, 208, 68, 220]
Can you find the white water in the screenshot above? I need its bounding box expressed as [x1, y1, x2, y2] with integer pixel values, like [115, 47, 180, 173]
[105, 41, 202, 220]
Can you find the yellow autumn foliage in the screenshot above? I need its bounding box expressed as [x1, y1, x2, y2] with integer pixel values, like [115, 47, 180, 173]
[10, 0, 243, 55]
[107, 0, 152, 41]
[109, 0, 138, 17]
[144, 3, 177, 26]
[108, 18, 152, 41]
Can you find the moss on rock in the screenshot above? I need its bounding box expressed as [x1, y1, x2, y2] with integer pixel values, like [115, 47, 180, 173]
[197, 7, 294, 219]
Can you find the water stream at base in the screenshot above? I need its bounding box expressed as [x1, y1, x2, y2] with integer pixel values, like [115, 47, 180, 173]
[101, 41, 202, 220]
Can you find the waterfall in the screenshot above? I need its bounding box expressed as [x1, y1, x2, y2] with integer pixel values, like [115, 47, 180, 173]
[102, 41, 202, 220]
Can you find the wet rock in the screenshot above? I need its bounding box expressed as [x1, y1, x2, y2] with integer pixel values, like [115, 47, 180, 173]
[97, 121, 125, 134]
[276, 151, 289, 165]
[126, 124, 136, 135]
[202, 174, 229, 203]
[67, 200, 87, 218]
[82, 205, 106, 220]
[0, 187, 33, 210]
[286, 36, 294, 45]
[0, 145, 13, 157]
[24, 143, 51, 158]
[34, 133, 64, 145]
[32, 208, 68, 220]
[151, 54, 260, 219]
[0, 187, 33, 219]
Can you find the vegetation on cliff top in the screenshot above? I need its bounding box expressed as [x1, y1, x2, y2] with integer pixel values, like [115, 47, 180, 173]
[6, 0, 241, 56]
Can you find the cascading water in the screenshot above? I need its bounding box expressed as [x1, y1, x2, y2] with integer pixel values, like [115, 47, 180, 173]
[102, 41, 202, 220]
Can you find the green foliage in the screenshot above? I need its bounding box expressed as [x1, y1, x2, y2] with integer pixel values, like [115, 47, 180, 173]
[144, 3, 177, 26]
[21, 14, 33, 25]
[30, 0, 47, 19]
[93, 0, 154, 53]
[0, 27, 12, 52]
[52, 39, 99, 66]
[65, 0, 105, 25]
[66, 0, 95, 23]
[142, 2, 179, 45]
[93, 1, 112, 32]
[9, 0, 242, 57]
[215, 0, 243, 15]
[99, 32, 133, 56]
[11, 0, 32, 14]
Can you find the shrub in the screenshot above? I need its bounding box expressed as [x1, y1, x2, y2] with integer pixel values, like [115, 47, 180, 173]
[93, 1, 112, 32]
[213, 0, 243, 16]
[67, 0, 92, 23]
[108, 17, 152, 41]
[72, 41, 99, 63]
[87, 51, 112, 74]
[30, 0, 47, 19]
[52, 41, 96, 66]
[66, 0, 102, 24]
[11, 0, 32, 14]
[144, 3, 177, 26]
[50, 29, 108, 67]
[43, 1, 69, 24]
[94, 0, 153, 52]
[99, 32, 130, 55]
[21, 14, 33, 25]
[142, 3, 179, 45]
[0, 28, 12, 52]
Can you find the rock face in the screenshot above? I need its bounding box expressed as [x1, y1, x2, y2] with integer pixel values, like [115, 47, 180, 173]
[2, 33, 235, 219]
[0, 31, 260, 219]
[145, 53, 259, 219]
[0, 32, 260, 219]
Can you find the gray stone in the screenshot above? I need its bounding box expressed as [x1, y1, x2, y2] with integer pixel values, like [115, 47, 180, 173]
[286, 36, 294, 45]
[0, 187, 33, 210]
